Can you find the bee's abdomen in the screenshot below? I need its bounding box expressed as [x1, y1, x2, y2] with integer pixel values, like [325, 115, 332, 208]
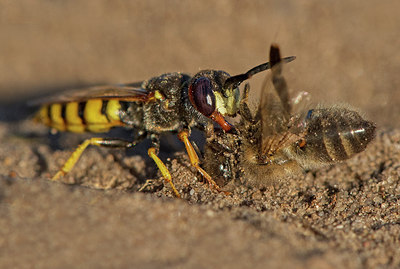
[306, 107, 376, 162]
[35, 99, 124, 133]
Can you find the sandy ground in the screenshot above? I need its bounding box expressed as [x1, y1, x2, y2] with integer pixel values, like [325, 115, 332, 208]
[1, 1, 400, 268]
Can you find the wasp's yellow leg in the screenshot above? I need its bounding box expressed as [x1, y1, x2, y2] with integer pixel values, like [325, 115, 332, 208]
[147, 147, 180, 198]
[52, 138, 136, 180]
[178, 130, 221, 191]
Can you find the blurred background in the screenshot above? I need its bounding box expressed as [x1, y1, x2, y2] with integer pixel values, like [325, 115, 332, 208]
[0, 0, 399, 128]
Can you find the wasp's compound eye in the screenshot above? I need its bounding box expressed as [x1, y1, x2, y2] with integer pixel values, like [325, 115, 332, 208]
[189, 77, 216, 117]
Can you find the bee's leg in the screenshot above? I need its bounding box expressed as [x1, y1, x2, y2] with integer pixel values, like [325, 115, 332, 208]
[147, 135, 180, 198]
[204, 121, 215, 139]
[239, 83, 256, 123]
[52, 138, 137, 180]
[178, 130, 222, 192]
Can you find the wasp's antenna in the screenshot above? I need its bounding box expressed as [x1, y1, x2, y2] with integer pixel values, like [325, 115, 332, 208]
[224, 55, 296, 90]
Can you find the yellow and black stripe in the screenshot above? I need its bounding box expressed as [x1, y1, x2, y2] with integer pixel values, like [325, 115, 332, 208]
[35, 99, 125, 133]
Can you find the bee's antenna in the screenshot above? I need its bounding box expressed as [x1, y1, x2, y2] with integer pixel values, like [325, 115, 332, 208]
[223, 55, 296, 90]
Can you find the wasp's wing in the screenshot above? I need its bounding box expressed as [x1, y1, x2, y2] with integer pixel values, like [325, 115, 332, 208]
[29, 82, 148, 106]
[260, 45, 303, 156]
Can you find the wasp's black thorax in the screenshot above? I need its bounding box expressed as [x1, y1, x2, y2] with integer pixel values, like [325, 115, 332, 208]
[132, 72, 190, 134]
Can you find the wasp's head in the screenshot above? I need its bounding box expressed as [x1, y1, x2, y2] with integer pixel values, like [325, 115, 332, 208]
[188, 54, 296, 132]
[188, 70, 240, 132]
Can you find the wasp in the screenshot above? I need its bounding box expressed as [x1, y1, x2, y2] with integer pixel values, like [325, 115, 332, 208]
[204, 44, 376, 188]
[32, 54, 296, 197]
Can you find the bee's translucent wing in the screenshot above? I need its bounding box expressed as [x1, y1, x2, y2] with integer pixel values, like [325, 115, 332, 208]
[260, 45, 303, 156]
[269, 45, 292, 115]
[259, 69, 288, 136]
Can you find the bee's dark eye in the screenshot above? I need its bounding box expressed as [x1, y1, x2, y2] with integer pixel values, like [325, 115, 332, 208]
[189, 77, 216, 117]
[306, 109, 314, 120]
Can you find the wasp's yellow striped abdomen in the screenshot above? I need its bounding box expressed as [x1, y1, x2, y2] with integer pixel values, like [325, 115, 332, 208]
[35, 99, 124, 133]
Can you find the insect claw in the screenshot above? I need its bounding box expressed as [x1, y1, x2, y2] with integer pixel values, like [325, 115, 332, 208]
[148, 147, 181, 198]
[51, 170, 65, 181]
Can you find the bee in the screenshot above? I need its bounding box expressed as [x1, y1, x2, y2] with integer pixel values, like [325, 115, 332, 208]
[32, 54, 296, 197]
[204, 44, 376, 189]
